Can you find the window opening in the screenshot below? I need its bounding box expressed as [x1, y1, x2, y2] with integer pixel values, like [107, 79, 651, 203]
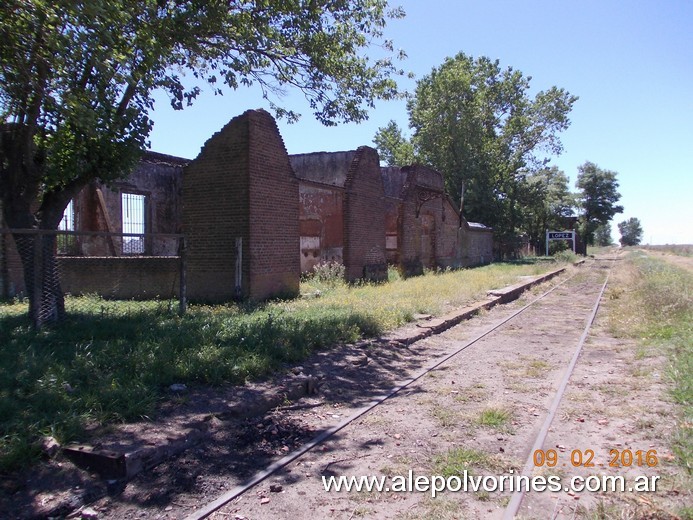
[57, 200, 76, 254]
[122, 193, 146, 254]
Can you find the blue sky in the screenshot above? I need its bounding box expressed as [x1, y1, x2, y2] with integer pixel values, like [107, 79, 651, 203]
[148, 0, 693, 245]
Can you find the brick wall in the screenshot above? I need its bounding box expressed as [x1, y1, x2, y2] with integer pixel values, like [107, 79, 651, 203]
[247, 111, 300, 300]
[298, 183, 344, 273]
[58, 257, 179, 299]
[343, 147, 387, 281]
[397, 166, 445, 275]
[381, 165, 493, 275]
[183, 109, 299, 302]
[460, 220, 494, 266]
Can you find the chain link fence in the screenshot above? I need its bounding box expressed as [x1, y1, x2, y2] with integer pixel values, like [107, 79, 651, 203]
[1, 228, 186, 327]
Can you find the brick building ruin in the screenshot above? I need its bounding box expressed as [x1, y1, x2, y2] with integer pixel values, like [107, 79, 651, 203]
[0, 152, 187, 299]
[382, 165, 493, 276]
[291, 147, 387, 282]
[0, 109, 493, 301]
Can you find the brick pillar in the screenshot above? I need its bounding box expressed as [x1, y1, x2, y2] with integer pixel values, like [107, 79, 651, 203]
[343, 147, 387, 282]
[183, 109, 299, 301]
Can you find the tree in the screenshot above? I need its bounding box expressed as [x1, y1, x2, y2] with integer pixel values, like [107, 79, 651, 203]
[618, 218, 643, 246]
[575, 162, 624, 249]
[373, 53, 577, 252]
[0, 0, 405, 326]
[593, 223, 614, 246]
[373, 120, 416, 166]
[521, 166, 576, 253]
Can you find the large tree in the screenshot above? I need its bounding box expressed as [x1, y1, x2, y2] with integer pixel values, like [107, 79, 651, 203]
[521, 166, 575, 253]
[0, 0, 405, 326]
[575, 162, 624, 249]
[374, 52, 577, 252]
[618, 217, 643, 246]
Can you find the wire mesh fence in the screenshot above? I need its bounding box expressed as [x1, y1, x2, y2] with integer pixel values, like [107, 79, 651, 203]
[0, 228, 186, 327]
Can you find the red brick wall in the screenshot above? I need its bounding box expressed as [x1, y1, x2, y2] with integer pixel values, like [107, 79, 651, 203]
[247, 111, 300, 300]
[58, 257, 179, 299]
[343, 147, 387, 281]
[183, 109, 299, 302]
[298, 183, 344, 273]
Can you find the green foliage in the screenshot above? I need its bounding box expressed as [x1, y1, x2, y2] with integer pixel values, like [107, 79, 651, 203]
[575, 162, 624, 246]
[477, 407, 511, 429]
[552, 249, 579, 263]
[522, 166, 576, 251]
[373, 120, 416, 165]
[618, 217, 644, 246]
[594, 223, 614, 246]
[373, 52, 577, 253]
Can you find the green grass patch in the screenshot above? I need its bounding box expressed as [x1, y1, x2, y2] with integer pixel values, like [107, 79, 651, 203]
[0, 260, 562, 472]
[477, 407, 512, 429]
[608, 254, 692, 476]
[432, 447, 507, 477]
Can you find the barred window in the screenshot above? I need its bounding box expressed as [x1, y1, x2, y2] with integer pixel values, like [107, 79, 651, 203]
[57, 200, 77, 254]
[122, 193, 146, 254]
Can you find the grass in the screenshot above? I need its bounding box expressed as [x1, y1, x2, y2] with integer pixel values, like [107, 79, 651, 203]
[432, 447, 508, 477]
[607, 253, 692, 476]
[0, 259, 564, 473]
[477, 407, 512, 429]
[639, 244, 693, 257]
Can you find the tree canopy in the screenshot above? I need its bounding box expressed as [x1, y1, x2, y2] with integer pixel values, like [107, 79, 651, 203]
[521, 166, 575, 252]
[618, 217, 643, 246]
[373, 52, 577, 250]
[575, 162, 624, 246]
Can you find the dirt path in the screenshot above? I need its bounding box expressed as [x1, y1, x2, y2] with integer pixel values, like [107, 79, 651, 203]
[63, 258, 688, 519]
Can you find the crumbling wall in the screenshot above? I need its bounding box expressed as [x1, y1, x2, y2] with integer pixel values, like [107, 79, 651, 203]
[291, 148, 386, 282]
[70, 152, 186, 257]
[183, 109, 299, 302]
[297, 183, 344, 273]
[343, 147, 387, 282]
[380, 164, 493, 274]
[397, 165, 445, 275]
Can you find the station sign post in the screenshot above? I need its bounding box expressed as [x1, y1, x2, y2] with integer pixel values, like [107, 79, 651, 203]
[546, 230, 576, 256]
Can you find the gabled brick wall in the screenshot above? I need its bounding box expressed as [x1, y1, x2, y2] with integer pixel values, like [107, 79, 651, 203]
[343, 147, 387, 282]
[183, 109, 299, 302]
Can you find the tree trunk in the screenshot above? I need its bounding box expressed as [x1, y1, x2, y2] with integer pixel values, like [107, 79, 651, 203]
[12, 231, 65, 327]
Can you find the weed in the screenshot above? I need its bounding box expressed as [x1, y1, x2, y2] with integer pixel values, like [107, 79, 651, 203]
[477, 407, 511, 429]
[432, 447, 507, 477]
[606, 254, 692, 476]
[402, 498, 462, 520]
[430, 405, 460, 428]
[553, 249, 579, 263]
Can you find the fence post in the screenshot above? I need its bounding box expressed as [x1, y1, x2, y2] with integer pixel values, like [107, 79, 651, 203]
[31, 232, 43, 328]
[179, 236, 187, 315]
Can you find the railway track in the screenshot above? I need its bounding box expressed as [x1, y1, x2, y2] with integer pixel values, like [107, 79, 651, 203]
[92, 258, 618, 519]
[170, 261, 608, 520]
